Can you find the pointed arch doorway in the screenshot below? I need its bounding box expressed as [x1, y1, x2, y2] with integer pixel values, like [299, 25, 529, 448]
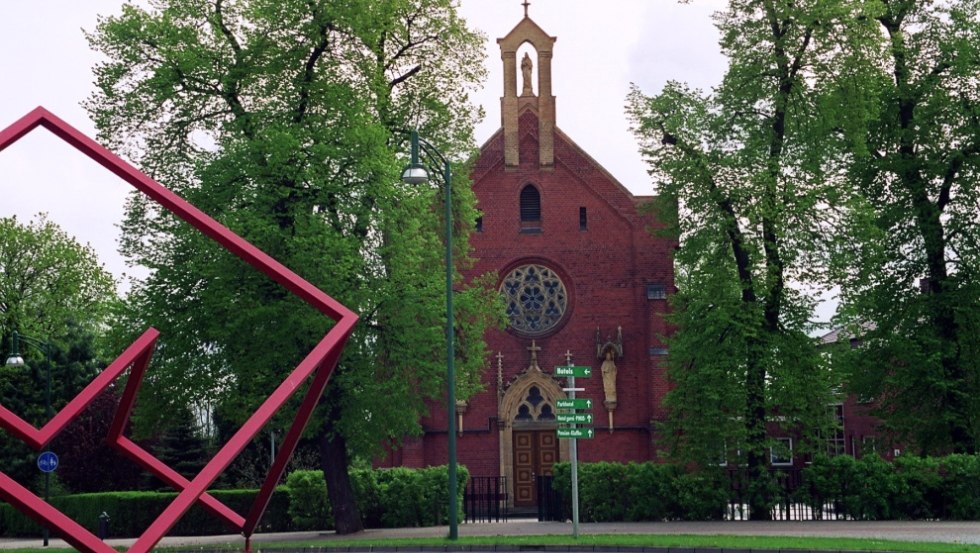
[499, 370, 568, 509]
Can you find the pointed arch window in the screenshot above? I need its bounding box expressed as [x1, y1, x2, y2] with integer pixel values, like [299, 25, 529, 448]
[520, 185, 541, 231]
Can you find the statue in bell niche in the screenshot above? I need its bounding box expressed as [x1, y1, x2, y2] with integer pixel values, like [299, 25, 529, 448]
[521, 52, 534, 96]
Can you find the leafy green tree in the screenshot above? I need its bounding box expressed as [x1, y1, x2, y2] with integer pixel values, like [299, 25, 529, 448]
[832, 0, 980, 454]
[627, 0, 861, 518]
[0, 215, 118, 490]
[1, 214, 117, 350]
[86, 0, 500, 533]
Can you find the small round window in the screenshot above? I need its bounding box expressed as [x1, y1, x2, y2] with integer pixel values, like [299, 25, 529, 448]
[500, 264, 568, 335]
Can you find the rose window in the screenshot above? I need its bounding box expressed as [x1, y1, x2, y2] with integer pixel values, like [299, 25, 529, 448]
[500, 264, 568, 335]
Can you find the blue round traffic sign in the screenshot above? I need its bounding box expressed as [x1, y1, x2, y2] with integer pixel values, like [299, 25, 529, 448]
[37, 451, 58, 473]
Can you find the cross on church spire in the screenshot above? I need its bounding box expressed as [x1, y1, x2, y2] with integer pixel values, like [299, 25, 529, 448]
[522, 0, 530, 17]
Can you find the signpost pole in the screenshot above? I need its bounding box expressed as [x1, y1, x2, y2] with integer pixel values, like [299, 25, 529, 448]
[568, 374, 580, 539]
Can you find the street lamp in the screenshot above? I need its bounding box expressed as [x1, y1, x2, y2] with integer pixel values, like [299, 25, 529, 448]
[5, 330, 54, 547]
[401, 129, 459, 540]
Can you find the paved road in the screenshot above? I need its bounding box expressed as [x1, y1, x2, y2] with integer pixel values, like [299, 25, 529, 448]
[2, 519, 980, 550]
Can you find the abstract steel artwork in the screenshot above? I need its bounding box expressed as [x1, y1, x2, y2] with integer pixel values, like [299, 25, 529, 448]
[0, 107, 358, 552]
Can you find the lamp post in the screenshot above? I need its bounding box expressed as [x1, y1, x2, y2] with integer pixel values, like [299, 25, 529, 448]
[401, 129, 458, 540]
[5, 330, 54, 547]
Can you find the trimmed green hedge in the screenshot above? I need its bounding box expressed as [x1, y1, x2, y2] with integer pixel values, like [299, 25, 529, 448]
[0, 488, 291, 538]
[547, 455, 980, 522]
[551, 462, 727, 522]
[294, 465, 468, 529]
[801, 453, 980, 520]
[0, 465, 467, 537]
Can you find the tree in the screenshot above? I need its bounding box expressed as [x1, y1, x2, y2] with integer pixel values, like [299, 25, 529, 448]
[85, 0, 500, 533]
[832, 0, 980, 454]
[0, 215, 118, 490]
[0, 214, 117, 349]
[627, 0, 862, 518]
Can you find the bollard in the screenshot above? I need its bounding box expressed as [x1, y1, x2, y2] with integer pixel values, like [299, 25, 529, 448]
[97, 511, 110, 540]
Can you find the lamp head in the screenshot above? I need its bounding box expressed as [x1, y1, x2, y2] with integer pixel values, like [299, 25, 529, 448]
[401, 163, 429, 184]
[5, 331, 24, 367]
[401, 129, 429, 184]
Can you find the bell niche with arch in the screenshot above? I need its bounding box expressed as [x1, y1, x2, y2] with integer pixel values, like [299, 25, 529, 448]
[497, 10, 557, 168]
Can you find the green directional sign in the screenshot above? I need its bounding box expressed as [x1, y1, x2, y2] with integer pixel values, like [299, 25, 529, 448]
[556, 398, 593, 410]
[556, 413, 593, 424]
[557, 427, 595, 439]
[555, 365, 592, 377]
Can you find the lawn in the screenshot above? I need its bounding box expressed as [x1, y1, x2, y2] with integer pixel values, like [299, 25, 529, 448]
[7, 533, 978, 553]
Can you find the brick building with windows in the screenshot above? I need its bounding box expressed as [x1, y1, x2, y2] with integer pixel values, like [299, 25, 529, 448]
[379, 12, 677, 510]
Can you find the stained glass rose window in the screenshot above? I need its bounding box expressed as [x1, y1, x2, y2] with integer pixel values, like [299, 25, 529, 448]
[500, 264, 568, 335]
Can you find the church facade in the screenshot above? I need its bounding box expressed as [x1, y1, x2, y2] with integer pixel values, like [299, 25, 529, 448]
[381, 12, 676, 509]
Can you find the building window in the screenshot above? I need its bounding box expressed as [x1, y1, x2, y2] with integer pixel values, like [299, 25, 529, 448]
[770, 437, 793, 466]
[861, 436, 877, 457]
[649, 347, 669, 356]
[499, 264, 569, 336]
[646, 284, 667, 300]
[475, 216, 483, 233]
[579, 207, 587, 230]
[514, 386, 556, 423]
[520, 185, 541, 231]
[826, 404, 845, 456]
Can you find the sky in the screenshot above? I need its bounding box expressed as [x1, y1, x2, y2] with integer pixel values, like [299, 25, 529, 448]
[0, 0, 728, 292]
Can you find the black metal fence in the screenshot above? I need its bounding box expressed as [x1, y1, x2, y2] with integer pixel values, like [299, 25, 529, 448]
[463, 476, 509, 523]
[536, 475, 564, 521]
[726, 467, 846, 521]
[466, 469, 847, 524]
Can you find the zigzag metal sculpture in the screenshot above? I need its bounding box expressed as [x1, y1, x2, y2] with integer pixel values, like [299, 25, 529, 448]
[0, 107, 358, 553]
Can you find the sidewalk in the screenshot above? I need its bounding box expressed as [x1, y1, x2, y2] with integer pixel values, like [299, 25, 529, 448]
[3, 519, 980, 550]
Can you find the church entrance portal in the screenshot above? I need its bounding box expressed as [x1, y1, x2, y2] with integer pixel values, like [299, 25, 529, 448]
[512, 429, 558, 507]
[498, 357, 569, 512]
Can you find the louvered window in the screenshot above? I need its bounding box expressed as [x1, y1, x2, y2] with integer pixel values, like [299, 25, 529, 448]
[520, 185, 540, 231]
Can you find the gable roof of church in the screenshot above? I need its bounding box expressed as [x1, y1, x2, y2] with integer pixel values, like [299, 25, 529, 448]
[472, 107, 655, 222]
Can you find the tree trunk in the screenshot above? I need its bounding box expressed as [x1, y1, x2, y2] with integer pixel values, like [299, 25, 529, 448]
[317, 428, 364, 534]
[744, 341, 772, 521]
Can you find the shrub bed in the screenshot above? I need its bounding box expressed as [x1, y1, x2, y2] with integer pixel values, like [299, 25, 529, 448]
[801, 453, 980, 520]
[0, 488, 291, 538]
[551, 461, 727, 522]
[0, 465, 466, 537]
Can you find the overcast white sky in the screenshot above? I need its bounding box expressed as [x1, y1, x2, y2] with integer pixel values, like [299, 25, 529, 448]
[0, 0, 728, 292]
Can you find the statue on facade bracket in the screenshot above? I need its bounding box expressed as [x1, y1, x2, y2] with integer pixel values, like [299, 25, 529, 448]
[596, 326, 623, 432]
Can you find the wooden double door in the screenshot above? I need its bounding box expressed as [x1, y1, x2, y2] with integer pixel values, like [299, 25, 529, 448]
[512, 429, 559, 507]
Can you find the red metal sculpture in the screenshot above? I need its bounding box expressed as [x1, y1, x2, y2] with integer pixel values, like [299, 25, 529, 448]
[0, 107, 358, 553]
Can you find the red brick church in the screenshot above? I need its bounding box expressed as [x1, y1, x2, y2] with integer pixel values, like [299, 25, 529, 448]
[380, 11, 676, 510]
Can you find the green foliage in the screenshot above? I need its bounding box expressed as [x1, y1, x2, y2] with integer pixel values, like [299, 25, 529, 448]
[285, 465, 467, 529]
[801, 454, 980, 521]
[286, 470, 331, 530]
[0, 488, 292, 537]
[551, 462, 726, 522]
[829, 0, 980, 454]
[0, 214, 117, 345]
[147, 406, 209, 488]
[85, 0, 498, 530]
[0, 215, 120, 489]
[627, 0, 862, 517]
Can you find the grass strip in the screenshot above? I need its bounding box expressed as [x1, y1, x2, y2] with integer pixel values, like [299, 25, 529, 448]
[4, 533, 979, 553]
[260, 533, 980, 553]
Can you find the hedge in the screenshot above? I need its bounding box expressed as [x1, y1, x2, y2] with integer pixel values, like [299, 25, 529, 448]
[551, 461, 727, 522]
[0, 465, 467, 537]
[295, 465, 469, 529]
[0, 488, 291, 538]
[800, 453, 980, 520]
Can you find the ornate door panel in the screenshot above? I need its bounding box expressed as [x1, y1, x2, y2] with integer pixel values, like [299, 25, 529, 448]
[513, 429, 559, 507]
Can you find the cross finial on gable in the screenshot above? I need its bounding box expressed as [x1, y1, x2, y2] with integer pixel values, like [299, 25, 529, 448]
[522, 0, 530, 17]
